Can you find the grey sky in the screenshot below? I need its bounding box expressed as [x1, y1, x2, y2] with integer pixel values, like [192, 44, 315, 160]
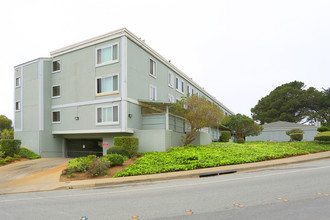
[1, 0, 329, 121]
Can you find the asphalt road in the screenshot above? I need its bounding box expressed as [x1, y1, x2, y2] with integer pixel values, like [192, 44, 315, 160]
[1, 159, 330, 220]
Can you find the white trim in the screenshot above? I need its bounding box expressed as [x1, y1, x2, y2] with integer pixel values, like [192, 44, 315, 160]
[95, 42, 119, 67]
[176, 77, 184, 94]
[52, 59, 61, 73]
[96, 104, 120, 126]
[52, 110, 61, 124]
[95, 73, 119, 95]
[121, 36, 127, 131]
[149, 84, 157, 101]
[38, 60, 44, 131]
[52, 128, 134, 134]
[51, 84, 61, 98]
[149, 58, 157, 78]
[168, 94, 174, 103]
[52, 97, 122, 109]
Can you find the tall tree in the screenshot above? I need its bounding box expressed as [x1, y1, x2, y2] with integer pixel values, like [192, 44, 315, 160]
[175, 95, 224, 146]
[222, 114, 263, 140]
[251, 81, 328, 125]
[0, 115, 12, 132]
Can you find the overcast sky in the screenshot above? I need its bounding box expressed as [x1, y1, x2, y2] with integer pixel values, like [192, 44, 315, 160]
[1, 0, 329, 121]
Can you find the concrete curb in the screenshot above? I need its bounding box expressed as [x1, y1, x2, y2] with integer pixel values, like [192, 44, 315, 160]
[55, 152, 330, 191]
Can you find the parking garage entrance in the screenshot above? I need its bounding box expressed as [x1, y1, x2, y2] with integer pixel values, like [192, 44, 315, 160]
[66, 139, 103, 158]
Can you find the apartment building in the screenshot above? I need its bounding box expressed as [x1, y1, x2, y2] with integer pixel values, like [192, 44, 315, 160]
[14, 28, 234, 157]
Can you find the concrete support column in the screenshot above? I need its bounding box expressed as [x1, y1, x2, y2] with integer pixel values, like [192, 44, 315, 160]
[165, 106, 169, 130]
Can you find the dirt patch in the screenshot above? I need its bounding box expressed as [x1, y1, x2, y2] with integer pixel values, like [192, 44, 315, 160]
[60, 157, 138, 182]
[0, 158, 29, 167]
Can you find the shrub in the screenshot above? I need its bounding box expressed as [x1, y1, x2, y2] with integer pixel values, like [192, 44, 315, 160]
[13, 154, 21, 159]
[219, 131, 231, 142]
[0, 159, 5, 165]
[114, 137, 139, 158]
[87, 158, 110, 177]
[314, 131, 330, 141]
[317, 126, 330, 132]
[286, 128, 303, 136]
[107, 146, 129, 157]
[104, 154, 124, 166]
[0, 139, 21, 157]
[0, 151, 5, 158]
[290, 133, 303, 141]
[237, 138, 245, 143]
[19, 147, 41, 159]
[67, 157, 93, 173]
[4, 156, 13, 163]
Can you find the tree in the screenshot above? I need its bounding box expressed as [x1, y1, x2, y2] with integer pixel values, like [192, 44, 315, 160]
[0, 115, 12, 132]
[175, 95, 224, 146]
[222, 114, 263, 140]
[251, 81, 328, 125]
[1, 129, 14, 139]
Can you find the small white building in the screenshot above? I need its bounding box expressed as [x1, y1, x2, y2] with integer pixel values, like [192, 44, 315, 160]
[246, 121, 319, 142]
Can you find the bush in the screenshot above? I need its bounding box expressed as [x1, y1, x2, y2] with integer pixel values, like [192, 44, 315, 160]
[104, 154, 124, 166]
[67, 157, 93, 173]
[317, 126, 330, 132]
[290, 133, 303, 141]
[114, 137, 139, 158]
[286, 128, 303, 136]
[0, 159, 5, 165]
[19, 147, 41, 159]
[237, 138, 245, 143]
[0, 151, 4, 158]
[13, 154, 21, 159]
[314, 131, 330, 141]
[87, 158, 110, 177]
[0, 139, 21, 157]
[4, 156, 13, 163]
[107, 146, 129, 157]
[219, 131, 231, 142]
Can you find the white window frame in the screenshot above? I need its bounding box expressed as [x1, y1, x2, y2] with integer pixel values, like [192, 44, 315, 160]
[95, 73, 119, 96]
[95, 43, 119, 67]
[51, 85, 61, 98]
[15, 101, 21, 112]
[176, 77, 184, 94]
[149, 58, 157, 78]
[15, 77, 21, 88]
[168, 94, 174, 103]
[96, 104, 120, 126]
[52, 111, 61, 124]
[168, 72, 174, 88]
[149, 84, 157, 101]
[52, 59, 61, 73]
[187, 85, 194, 96]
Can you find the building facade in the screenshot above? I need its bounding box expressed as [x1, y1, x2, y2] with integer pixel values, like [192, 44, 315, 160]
[14, 28, 234, 157]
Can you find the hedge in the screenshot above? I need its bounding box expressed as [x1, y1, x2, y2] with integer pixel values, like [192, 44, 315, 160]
[317, 126, 330, 132]
[314, 131, 330, 142]
[220, 131, 231, 142]
[286, 128, 303, 136]
[19, 147, 41, 159]
[114, 137, 139, 158]
[0, 139, 21, 157]
[290, 133, 303, 141]
[107, 146, 129, 157]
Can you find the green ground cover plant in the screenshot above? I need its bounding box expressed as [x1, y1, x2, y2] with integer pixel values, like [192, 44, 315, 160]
[114, 142, 330, 177]
[18, 147, 41, 159]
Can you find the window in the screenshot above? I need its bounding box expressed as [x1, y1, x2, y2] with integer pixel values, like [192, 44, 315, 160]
[52, 60, 61, 73]
[96, 43, 119, 66]
[195, 91, 199, 97]
[149, 85, 157, 101]
[52, 85, 61, 98]
[52, 111, 60, 123]
[96, 105, 119, 125]
[187, 85, 194, 96]
[176, 77, 184, 94]
[15, 101, 21, 111]
[96, 74, 119, 95]
[15, 77, 21, 87]
[168, 94, 174, 103]
[168, 72, 174, 87]
[149, 59, 156, 77]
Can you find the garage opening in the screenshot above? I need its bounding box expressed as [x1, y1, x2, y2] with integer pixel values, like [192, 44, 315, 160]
[66, 139, 103, 158]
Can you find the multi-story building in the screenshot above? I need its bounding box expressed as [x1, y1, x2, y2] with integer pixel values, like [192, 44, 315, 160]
[14, 28, 234, 157]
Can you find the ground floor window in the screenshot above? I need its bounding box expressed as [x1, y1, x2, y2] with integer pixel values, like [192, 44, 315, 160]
[96, 105, 119, 125]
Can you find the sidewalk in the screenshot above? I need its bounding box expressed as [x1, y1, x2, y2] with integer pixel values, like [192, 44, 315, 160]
[1, 151, 330, 195]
